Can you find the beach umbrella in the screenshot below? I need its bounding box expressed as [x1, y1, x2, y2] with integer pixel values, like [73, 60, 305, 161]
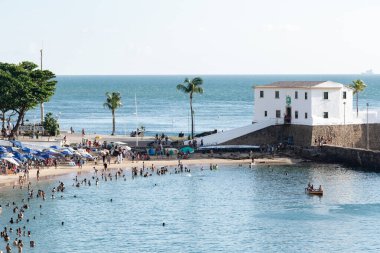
[25, 154, 34, 160]
[1, 157, 20, 166]
[13, 157, 23, 164]
[10, 140, 23, 148]
[180, 147, 194, 154]
[40, 153, 55, 159]
[82, 153, 93, 159]
[61, 150, 73, 156]
[44, 148, 59, 154]
[0, 146, 7, 153]
[22, 147, 31, 153]
[50, 145, 60, 149]
[7, 147, 18, 152]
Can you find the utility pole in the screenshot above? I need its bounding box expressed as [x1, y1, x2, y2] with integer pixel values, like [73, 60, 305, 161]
[367, 103, 369, 150]
[40, 48, 44, 124]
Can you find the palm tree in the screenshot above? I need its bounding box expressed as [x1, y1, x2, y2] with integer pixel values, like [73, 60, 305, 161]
[103, 92, 122, 135]
[349, 80, 367, 117]
[177, 77, 204, 139]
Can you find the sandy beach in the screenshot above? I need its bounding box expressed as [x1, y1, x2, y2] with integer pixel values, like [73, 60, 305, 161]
[0, 154, 296, 188]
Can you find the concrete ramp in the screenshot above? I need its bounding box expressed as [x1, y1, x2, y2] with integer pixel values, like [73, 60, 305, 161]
[196, 120, 276, 146]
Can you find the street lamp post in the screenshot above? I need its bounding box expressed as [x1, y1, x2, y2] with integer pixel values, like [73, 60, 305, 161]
[366, 103, 369, 150]
[343, 102, 346, 125]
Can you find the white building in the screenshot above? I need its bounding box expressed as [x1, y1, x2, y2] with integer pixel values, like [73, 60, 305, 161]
[253, 81, 354, 125]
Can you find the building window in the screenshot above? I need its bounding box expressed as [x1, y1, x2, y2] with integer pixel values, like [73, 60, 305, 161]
[305, 112, 308, 119]
[295, 91, 298, 99]
[275, 91, 279, 99]
[260, 90, 264, 98]
[343, 91, 346, 99]
[295, 111, 298, 119]
[264, 111, 267, 117]
[276, 110, 281, 118]
[323, 92, 328, 100]
[323, 112, 328, 118]
[305, 92, 308, 100]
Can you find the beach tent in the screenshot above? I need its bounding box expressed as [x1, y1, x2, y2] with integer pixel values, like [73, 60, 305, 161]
[180, 147, 194, 154]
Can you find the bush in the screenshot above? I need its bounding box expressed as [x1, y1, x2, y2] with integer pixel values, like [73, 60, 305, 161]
[43, 112, 60, 136]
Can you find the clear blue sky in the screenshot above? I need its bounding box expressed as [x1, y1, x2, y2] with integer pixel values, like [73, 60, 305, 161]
[1, 0, 379, 75]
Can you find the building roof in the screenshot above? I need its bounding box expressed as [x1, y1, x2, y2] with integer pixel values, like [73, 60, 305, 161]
[255, 81, 345, 89]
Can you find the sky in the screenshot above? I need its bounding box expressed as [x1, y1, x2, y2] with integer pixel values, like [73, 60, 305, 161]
[1, 0, 380, 75]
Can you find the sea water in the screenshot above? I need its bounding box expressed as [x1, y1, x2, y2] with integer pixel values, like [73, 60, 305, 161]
[25, 75, 380, 135]
[1, 164, 380, 252]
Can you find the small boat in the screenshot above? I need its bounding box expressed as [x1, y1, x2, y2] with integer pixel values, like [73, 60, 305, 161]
[305, 187, 323, 196]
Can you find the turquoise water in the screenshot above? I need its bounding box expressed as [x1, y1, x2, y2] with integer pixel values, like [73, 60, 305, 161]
[25, 75, 380, 135]
[1, 164, 380, 252]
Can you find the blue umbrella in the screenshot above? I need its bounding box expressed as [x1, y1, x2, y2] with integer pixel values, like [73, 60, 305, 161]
[7, 147, 18, 152]
[40, 153, 55, 159]
[0, 146, 7, 153]
[25, 154, 34, 160]
[10, 140, 23, 148]
[61, 150, 73, 156]
[50, 145, 60, 149]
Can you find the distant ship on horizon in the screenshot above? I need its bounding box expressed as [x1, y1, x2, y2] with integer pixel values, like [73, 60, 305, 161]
[361, 69, 375, 75]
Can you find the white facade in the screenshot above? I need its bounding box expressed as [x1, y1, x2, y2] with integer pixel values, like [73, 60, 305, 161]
[253, 81, 354, 125]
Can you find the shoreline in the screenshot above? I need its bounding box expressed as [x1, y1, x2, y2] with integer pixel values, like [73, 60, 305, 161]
[0, 156, 296, 189]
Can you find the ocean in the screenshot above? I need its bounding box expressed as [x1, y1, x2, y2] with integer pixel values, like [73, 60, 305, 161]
[27, 75, 380, 136]
[1, 164, 380, 252]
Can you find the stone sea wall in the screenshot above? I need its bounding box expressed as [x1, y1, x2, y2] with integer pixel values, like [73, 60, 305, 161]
[224, 123, 380, 151]
[296, 145, 380, 170]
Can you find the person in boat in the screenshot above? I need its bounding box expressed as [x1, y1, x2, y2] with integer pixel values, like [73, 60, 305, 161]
[307, 182, 311, 189]
[318, 185, 322, 191]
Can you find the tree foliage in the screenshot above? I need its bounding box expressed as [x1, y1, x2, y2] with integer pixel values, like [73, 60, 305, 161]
[103, 92, 123, 135]
[349, 79, 367, 117]
[43, 112, 60, 136]
[177, 77, 204, 139]
[0, 61, 57, 136]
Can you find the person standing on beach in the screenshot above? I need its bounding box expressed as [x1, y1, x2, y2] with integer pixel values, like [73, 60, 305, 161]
[36, 169, 40, 181]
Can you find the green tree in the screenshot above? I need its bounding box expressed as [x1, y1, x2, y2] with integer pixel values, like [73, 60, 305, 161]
[0, 68, 17, 132]
[43, 112, 60, 136]
[103, 92, 123, 135]
[349, 79, 367, 117]
[176, 77, 204, 139]
[0, 61, 57, 136]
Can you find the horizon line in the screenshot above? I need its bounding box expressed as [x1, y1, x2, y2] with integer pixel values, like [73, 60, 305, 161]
[54, 73, 376, 76]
